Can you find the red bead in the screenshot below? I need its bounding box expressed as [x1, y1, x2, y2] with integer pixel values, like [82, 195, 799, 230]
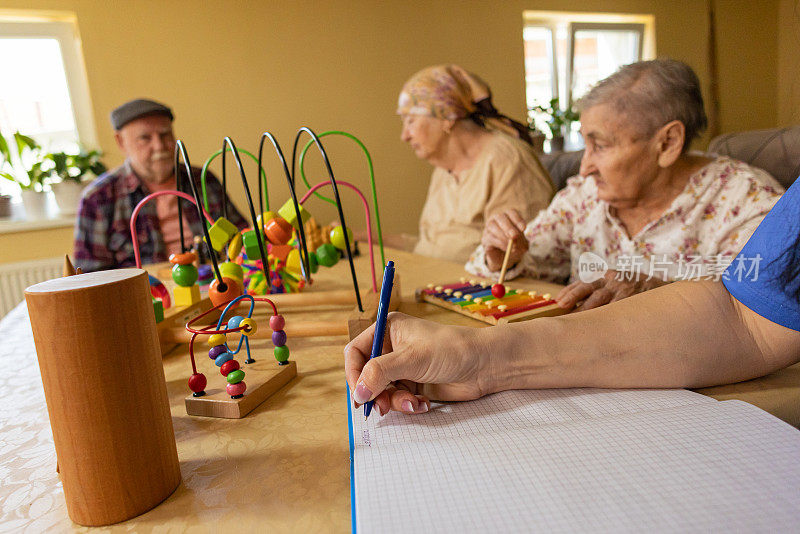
[269, 314, 285, 331]
[208, 276, 243, 308]
[227, 381, 247, 397]
[220, 359, 240, 376]
[491, 284, 506, 298]
[188, 373, 207, 393]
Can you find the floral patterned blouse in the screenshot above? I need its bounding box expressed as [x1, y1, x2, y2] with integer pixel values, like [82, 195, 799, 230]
[465, 157, 784, 283]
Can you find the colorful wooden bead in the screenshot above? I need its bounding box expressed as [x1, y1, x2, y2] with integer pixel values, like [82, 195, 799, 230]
[226, 381, 246, 397]
[227, 315, 245, 330]
[239, 317, 257, 335]
[329, 225, 353, 251]
[270, 244, 292, 262]
[215, 351, 234, 367]
[315, 243, 339, 267]
[188, 373, 207, 393]
[209, 345, 227, 359]
[152, 298, 164, 323]
[307, 251, 319, 273]
[198, 264, 213, 282]
[265, 217, 293, 246]
[208, 333, 227, 347]
[227, 232, 243, 259]
[169, 251, 197, 265]
[272, 330, 287, 346]
[220, 359, 240, 376]
[491, 284, 506, 298]
[206, 217, 239, 252]
[208, 277, 243, 308]
[274, 345, 290, 364]
[256, 211, 277, 230]
[173, 284, 201, 307]
[219, 261, 244, 283]
[242, 229, 265, 260]
[277, 197, 311, 229]
[269, 314, 285, 331]
[171, 263, 198, 287]
[226, 369, 245, 384]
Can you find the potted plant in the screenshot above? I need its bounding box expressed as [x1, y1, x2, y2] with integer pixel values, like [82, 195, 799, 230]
[0, 132, 51, 219]
[49, 149, 107, 215]
[528, 97, 580, 152]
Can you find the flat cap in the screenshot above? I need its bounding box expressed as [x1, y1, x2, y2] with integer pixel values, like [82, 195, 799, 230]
[110, 98, 173, 130]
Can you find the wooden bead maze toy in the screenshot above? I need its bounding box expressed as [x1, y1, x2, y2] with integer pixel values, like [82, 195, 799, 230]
[183, 294, 297, 418]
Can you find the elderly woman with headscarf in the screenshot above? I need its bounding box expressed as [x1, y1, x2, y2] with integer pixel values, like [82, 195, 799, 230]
[466, 58, 783, 310]
[398, 65, 554, 263]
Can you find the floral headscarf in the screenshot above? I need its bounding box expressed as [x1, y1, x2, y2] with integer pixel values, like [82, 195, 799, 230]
[397, 64, 532, 144]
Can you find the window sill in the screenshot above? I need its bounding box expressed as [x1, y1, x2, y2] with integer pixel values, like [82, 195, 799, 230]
[0, 202, 74, 235]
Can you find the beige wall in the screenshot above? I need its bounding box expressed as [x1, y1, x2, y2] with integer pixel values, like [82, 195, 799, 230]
[778, 0, 800, 125]
[0, 0, 786, 264]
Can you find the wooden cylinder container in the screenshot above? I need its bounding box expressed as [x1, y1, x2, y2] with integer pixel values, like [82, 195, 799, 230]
[25, 269, 180, 526]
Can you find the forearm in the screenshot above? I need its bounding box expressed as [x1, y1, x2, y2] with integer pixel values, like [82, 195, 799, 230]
[485, 281, 783, 391]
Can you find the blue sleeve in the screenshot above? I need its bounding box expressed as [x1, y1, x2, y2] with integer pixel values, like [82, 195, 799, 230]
[723, 178, 800, 331]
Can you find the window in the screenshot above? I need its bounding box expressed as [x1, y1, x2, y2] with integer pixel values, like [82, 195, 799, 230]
[0, 13, 97, 195]
[523, 11, 655, 149]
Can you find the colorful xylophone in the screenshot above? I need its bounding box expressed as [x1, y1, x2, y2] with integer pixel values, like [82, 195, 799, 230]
[416, 278, 567, 325]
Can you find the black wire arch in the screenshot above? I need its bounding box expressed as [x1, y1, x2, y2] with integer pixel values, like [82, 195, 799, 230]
[291, 126, 362, 312]
[258, 132, 311, 284]
[174, 140, 226, 290]
[221, 137, 271, 285]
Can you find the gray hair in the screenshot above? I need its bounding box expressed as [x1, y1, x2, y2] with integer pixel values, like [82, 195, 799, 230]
[578, 58, 707, 152]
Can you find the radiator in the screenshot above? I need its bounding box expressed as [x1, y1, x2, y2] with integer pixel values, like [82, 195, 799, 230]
[0, 256, 64, 319]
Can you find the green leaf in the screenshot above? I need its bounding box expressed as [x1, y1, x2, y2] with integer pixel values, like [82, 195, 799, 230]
[0, 134, 10, 164]
[0, 171, 16, 182]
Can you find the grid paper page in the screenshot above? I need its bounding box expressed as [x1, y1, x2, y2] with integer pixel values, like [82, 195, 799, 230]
[352, 388, 714, 448]
[354, 400, 800, 533]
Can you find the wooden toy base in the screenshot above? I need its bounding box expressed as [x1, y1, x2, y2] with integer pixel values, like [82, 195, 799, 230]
[185, 360, 297, 418]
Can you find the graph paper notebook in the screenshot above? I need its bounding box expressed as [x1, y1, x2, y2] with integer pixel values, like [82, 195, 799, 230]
[347, 388, 800, 533]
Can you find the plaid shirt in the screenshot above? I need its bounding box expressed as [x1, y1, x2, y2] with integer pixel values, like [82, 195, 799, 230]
[73, 159, 247, 271]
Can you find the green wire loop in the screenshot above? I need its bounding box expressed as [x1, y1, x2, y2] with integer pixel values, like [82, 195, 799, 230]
[200, 147, 269, 223]
[298, 130, 385, 266]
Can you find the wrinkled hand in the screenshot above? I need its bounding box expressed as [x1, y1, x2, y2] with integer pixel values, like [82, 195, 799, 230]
[481, 210, 529, 272]
[344, 312, 493, 416]
[556, 270, 667, 311]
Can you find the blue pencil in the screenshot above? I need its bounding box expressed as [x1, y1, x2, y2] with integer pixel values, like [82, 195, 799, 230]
[364, 260, 395, 420]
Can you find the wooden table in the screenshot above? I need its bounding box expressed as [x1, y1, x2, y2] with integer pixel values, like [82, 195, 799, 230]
[2, 247, 798, 532]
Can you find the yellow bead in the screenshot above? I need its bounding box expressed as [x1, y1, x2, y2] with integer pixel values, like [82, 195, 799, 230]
[206, 217, 239, 252]
[277, 198, 312, 229]
[208, 333, 227, 346]
[239, 317, 257, 336]
[227, 232, 243, 259]
[173, 284, 201, 307]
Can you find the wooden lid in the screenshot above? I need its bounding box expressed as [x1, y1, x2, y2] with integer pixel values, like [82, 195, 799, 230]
[25, 268, 146, 294]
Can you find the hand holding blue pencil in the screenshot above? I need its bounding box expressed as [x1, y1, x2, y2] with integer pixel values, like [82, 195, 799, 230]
[364, 260, 395, 420]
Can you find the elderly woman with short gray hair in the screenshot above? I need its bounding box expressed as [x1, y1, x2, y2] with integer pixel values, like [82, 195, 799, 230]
[466, 58, 783, 310]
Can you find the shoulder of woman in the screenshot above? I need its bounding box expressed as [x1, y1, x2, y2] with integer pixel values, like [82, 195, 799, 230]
[705, 156, 785, 197]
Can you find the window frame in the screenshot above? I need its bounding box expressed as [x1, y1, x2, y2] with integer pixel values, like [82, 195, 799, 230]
[567, 22, 646, 109]
[0, 17, 98, 149]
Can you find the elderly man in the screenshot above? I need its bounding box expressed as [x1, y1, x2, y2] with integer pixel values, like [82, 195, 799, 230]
[74, 99, 245, 271]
